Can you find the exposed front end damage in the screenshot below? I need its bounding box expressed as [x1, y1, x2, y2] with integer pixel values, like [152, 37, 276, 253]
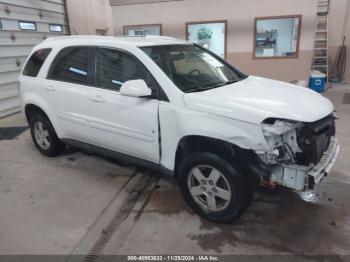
[255, 114, 340, 191]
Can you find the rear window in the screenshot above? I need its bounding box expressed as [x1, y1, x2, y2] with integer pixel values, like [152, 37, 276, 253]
[23, 48, 52, 77]
[48, 46, 92, 85]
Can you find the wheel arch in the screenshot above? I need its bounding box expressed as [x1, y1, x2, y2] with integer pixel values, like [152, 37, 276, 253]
[22, 89, 64, 138]
[173, 135, 265, 184]
[25, 104, 50, 123]
[24, 103, 62, 138]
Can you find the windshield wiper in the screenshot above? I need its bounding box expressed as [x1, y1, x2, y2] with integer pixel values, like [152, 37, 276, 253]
[200, 80, 239, 90]
[185, 83, 220, 93]
[224, 80, 239, 85]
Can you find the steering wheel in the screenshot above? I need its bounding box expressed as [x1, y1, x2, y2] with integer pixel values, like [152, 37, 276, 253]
[188, 69, 201, 77]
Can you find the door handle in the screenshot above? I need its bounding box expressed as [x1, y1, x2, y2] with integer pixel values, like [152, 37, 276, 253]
[45, 85, 55, 91]
[90, 95, 105, 103]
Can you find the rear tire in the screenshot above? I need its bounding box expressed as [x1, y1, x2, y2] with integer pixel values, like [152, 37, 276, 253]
[178, 152, 253, 223]
[29, 113, 65, 157]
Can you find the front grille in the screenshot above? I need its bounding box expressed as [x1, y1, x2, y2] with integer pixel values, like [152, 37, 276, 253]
[295, 114, 336, 166]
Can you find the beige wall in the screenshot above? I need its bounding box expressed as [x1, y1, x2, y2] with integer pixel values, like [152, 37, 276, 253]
[110, 0, 317, 82]
[66, 0, 113, 35]
[66, 0, 349, 83]
[344, 0, 350, 83]
[327, 0, 350, 83]
[328, 0, 349, 78]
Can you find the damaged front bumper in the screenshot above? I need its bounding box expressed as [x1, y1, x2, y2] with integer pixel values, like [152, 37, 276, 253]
[269, 137, 340, 191]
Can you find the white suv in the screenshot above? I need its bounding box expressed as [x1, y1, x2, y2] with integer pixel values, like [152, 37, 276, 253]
[20, 36, 339, 222]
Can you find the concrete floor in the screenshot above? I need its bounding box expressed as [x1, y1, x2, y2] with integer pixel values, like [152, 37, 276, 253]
[0, 84, 350, 257]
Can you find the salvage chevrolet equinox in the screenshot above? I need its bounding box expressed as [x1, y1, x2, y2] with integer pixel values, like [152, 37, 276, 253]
[20, 36, 340, 223]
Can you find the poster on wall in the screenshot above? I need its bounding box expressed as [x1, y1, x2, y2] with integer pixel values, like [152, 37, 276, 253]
[186, 21, 226, 59]
[124, 24, 162, 36]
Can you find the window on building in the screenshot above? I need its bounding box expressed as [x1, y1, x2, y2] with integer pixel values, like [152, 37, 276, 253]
[0, 18, 2, 29]
[49, 24, 63, 32]
[124, 24, 162, 36]
[23, 49, 52, 77]
[254, 15, 302, 58]
[19, 21, 37, 31]
[49, 47, 91, 85]
[186, 21, 227, 59]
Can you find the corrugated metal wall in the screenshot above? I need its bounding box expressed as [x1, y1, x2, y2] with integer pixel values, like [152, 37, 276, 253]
[0, 0, 69, 118]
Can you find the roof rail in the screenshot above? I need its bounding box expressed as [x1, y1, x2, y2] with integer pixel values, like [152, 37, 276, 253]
[43, 35, 116, 43]
[144, 35, 176, 40]
[115, 35, 176, 40]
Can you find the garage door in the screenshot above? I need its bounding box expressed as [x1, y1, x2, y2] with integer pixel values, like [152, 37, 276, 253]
[0, 0, 69, 118]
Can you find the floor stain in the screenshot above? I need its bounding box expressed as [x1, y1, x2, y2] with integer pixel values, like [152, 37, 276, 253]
[185, 171, 350, 254]
[133, 170, 350, 255]
[67, 156, 76, 162]
[0, 126, 28, 140]
[105, 172, 131, 178]
[142, 187, 193, 215]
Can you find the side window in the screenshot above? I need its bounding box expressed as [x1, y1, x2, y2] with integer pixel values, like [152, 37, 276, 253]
[19, 21, 37, 31]
[49, 47, 91, 85]
[23, 48, 52, 77]
[49, 24, 63, 32]
[96, 48, 152, 91]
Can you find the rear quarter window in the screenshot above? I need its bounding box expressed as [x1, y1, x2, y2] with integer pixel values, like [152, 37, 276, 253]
[23, 48, 52, 77]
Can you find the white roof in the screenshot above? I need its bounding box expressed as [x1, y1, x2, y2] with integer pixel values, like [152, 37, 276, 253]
[42, 35, 189, 47]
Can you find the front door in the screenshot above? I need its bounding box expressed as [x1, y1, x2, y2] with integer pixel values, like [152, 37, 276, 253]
[87, 47, 160, 163]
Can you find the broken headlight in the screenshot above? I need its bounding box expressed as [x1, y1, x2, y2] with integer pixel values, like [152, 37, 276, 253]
[260, 119, 304, 164]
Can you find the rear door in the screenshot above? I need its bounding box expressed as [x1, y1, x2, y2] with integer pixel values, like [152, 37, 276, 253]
[86, 47, 160, 163]
[45, 46, 94, 142]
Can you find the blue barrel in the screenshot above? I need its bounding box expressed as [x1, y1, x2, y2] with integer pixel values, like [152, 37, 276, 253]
[309, 72, 326, 92]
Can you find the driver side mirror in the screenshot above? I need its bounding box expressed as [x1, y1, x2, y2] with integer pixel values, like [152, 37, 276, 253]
[120, 80, 153, 98]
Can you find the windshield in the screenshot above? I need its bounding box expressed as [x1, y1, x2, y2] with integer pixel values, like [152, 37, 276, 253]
[141, 45, 246, 93]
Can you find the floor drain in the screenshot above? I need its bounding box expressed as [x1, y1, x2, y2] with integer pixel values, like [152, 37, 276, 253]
[83, 171, 157, 262]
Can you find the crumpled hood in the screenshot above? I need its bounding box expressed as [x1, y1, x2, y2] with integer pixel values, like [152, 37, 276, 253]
[183, 76, 333, 124]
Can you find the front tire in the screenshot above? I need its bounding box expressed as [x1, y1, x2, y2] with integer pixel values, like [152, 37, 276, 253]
[29, 113, 65, 157]
[178, 152, 253, 223]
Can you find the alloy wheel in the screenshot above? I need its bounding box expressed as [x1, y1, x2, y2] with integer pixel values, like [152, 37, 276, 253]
[187, 165, 232, 212]
[34, 121, 51, 150]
